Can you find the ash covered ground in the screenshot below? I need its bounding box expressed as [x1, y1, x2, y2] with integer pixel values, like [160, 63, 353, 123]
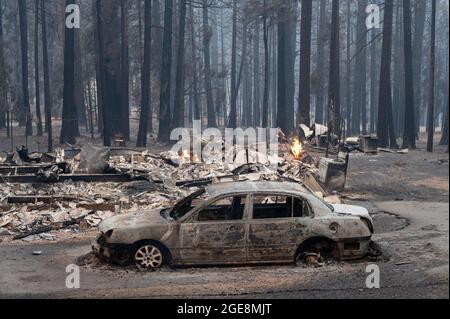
[0, 130, 448, 299]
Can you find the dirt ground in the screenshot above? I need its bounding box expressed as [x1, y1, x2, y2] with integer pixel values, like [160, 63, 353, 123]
[0, 128, 448, 299]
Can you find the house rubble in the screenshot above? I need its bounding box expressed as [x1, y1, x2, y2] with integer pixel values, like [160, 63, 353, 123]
[0, 137, 349, 242]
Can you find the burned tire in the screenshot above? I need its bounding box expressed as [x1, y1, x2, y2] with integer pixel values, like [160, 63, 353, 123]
[133, 241, 167, 271]
[295, 238, 337, 267]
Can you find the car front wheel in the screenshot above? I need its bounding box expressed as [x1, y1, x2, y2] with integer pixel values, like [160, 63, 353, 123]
[133, 243, 165, 271]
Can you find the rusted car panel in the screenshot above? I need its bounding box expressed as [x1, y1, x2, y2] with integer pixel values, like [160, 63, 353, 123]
[93, 181, 374, 267]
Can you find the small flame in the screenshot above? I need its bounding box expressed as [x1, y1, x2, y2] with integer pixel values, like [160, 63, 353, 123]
[179, 150, 201, 164]
[181, 150, 191, 162]
[192, 153, 200, 163]
[291, 138, 304, 160]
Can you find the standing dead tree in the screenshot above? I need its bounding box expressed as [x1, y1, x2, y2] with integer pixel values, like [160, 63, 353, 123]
[402, 0, 416, 149]
[298, 0, 312, 127]
[426, 0, 436, 153]
[201, 0, 217, 128]
[136, 0, 151, 147]
[41, 0, 52, 151]
[172, 0, 187, 129]
[34, 0, 43, 137]
[0, 0, 8, 132]
[120, 0, 130, 141]
[18, 0, 32, 137]
[377, 0, 397, 149]
[351, 0, 367, 135]
[327, 0, 340, 145]
[60, 0, 78, 145]
[158, 0, 174, 143]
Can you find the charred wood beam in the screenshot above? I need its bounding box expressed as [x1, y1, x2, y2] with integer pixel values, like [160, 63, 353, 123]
[0, 163, 68, 175]
[0, 174, 147, 184]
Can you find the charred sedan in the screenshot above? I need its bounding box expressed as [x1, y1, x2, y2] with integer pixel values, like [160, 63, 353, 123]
[93, 181, 374, 270]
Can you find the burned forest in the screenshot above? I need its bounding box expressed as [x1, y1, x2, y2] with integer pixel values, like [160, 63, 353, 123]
[0, 0, 449, 302]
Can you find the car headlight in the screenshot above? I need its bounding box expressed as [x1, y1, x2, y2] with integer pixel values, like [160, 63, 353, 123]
[97, 230, 114, 245]
[105, 230, 114, 238]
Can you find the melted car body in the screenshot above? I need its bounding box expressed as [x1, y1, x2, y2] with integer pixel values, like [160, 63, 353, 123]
[93, 181, 373, 267]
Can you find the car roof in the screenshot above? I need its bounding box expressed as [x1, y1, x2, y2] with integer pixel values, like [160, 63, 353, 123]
[205, 181, 310, 198]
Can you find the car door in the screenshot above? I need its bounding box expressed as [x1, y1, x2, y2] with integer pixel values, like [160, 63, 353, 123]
[247, 194, 306, 262]
[179, 195, 249, 264]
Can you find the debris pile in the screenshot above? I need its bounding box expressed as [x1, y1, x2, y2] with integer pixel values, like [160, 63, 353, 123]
[0, 179, 193, 241]
[1, 137, 347, 242]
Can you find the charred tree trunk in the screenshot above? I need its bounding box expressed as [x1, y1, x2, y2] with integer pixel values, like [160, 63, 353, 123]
[41, 0, 52, 151]
[271, 26, 277, 126]
[203, 0, 217, 127]
[18, 0, 33, 136]
[277, 3, 293, 134]
[96, 0, 109, 145]
[202, 0, 216, 128]
[93, 0, 103, 134]
[402, 0, 416, 149]
[98, 0, 122, 146]
[189, 4, 200, 121]
[345, 0, 352, 133]
[285, 1, 296, 133]
[298, 0, 312, 127]
[392, 4, 403, 138]
[60, 0, 77, 145]
[413, 0, 426, 135]
[172, 0, 187, 129]
[158, 0, 174, 143]
[74, 27, 83, 136]
[242, 50, 251, 127]
[136, 0, 151, 147]
[0, 0, 7, 131]
[327, 0, 341, 140]
[315, 0, 326, 125]
[34, 0, 42, 136]
[377, 0, 395, 148]
[120, 0, 130, 140]
[151, 0, 163, 131]
[351, 0, 367, 135]
[439, 96, 449, 146]
[369, 29, 378, 134]
[228, 0, 238, 128]
[84, 53, 94, 139]
[262, 0, 270, 128]
[426, 0, 436, 152]
[253, 20, 261, 127]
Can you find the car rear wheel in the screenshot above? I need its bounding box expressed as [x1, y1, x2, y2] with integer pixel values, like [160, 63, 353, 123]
[134, 243, 164, 271]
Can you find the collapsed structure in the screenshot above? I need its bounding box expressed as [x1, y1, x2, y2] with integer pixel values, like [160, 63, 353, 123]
[0, 130, 355, 242]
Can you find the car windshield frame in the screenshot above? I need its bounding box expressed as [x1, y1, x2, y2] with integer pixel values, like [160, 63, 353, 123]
[169, 189, 207, 220]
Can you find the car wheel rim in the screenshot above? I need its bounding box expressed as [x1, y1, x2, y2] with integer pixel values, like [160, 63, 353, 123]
[135, 245, 163, 270]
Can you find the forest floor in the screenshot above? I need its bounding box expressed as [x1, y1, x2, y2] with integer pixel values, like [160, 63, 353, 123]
[0, 126, 448, 299]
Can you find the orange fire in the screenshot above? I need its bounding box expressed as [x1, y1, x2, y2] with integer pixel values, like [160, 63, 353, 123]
[181, 150, 191, 160]
[291, 138, 304, 160]
[179, 150, 200, 163]
[178, 150, 191, 164]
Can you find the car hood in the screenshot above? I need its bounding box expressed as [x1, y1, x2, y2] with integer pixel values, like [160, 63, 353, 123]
[98, 209, 169, 233]
[331, 204, 372, 221]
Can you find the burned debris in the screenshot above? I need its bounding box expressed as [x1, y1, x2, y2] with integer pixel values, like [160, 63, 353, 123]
[0, 128, 359, 244]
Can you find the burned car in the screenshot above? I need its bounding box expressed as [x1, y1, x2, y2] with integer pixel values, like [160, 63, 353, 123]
[93, 181, 374, 270]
